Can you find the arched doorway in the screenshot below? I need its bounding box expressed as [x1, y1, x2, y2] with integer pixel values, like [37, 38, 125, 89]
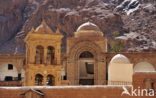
[67, 41, 104, 85]
[0, 64, 18, 81]
[35, 74, 43, 86]
[46, 74, 55, 86]
[79, 51, 94, 85]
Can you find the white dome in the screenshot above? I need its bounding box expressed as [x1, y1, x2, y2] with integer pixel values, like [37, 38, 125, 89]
[134, 62, 155, 72]
[110, 54, 130, 64]
[75, 22, 103, 37]
[77, 22, 100, 31]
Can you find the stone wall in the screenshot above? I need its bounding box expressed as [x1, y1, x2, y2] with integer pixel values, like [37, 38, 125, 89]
[133, 72, 156, 89]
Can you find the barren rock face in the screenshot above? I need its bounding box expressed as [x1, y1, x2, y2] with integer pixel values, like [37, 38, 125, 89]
[0, 0, 27, 46]
[115, 0, 156, 52]
[0, 0, 124, 54]
[0, 0, 155, 53]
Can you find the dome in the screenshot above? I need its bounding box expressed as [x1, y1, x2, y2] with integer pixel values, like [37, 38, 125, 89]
[75, 22, 103, 37]
[110, 54, 130, 64]
[77, 22, 100, 31]
[35, 20, 54, 34]
[134, 62, 155, 72]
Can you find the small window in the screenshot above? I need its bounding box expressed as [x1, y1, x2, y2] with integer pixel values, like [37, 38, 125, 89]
[8, 64, 13, 70]
[63, 76, 67, 80]
[18, 74, 21, 80]
[5, 76, 13, 81]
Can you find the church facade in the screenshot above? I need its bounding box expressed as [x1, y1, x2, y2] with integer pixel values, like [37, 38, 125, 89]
[0, 20, 156, 91]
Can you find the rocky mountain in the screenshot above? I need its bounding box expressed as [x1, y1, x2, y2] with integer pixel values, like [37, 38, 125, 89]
[115, 0, 156, 52]
[0, 0, 155, 53]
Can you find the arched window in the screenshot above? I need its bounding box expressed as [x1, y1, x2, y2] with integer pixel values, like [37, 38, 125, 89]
[47, 46, 55, 65]
[35, 74, 43, 86]
[35, 45, 44, 64]
[144, 78, 154, 91]
[46, 74, 55, 86]
[79, 51, 94, 58]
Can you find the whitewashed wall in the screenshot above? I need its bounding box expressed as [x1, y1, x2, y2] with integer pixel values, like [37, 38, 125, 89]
[108, 63, 133, 84]
[0, 64, 18, 81]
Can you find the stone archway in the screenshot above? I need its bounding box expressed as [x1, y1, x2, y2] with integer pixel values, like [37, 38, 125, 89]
[67, 41, 105, 85]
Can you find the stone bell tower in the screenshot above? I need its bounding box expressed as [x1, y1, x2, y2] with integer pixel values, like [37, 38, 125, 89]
[24, 20, 63, 86]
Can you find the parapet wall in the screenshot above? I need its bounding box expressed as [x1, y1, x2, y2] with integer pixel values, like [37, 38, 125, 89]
[0, 86, 155, 98]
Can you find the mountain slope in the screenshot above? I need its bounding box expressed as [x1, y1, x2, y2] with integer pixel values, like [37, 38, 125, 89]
[0, 0, 155, 53]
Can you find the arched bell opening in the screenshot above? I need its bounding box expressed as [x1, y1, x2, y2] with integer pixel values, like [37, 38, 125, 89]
[46, 74, 55, 86]
[35, 45, 44, 64]
[47, 46, 55, 65]
[35, 74, 43, 86]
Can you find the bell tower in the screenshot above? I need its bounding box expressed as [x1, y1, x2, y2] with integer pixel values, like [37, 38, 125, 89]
[24, 20, 63, 86]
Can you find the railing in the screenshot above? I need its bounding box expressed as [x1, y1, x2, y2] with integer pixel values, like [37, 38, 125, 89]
[0, 81, 22, 86]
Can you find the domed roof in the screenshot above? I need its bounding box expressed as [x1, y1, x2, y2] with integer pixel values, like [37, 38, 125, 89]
[35, 20, 54, 34]
[110, 54, 130, 64]
[77, 22, 100, 31]
[134, 62, 155, 72]
[75, 22, 103, 37]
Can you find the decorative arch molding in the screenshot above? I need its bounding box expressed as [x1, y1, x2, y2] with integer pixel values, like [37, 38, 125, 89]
[33, 72, 44, 77]
[35, 73, 43, 76]
[79, 51, 94, 58]
[68, 41, 102, 61]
